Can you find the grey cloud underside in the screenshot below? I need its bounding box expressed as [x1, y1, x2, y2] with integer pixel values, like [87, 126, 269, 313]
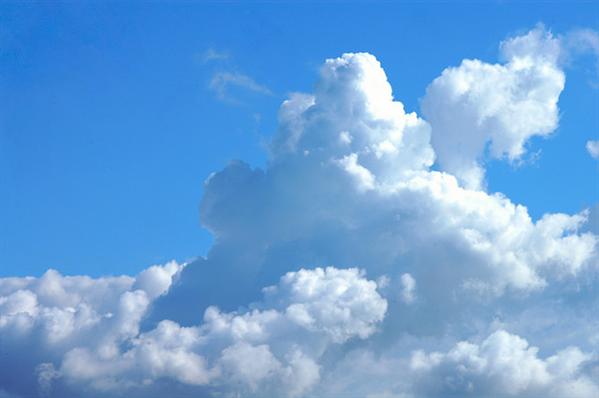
[2, 26, 599, 398]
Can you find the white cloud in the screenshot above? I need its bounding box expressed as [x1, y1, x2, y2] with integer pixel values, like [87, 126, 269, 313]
[191, 50, 594, 307]
[270, 267, 387, 342]
[317, 330, 599, 398]
[153, 44, 595, 397]
[209, 71, 272, 103]
[408, 330, 598, 398]
[587, 140, 599, 159]
[60, 266, 384, 397]
[335, 153, 376, 192]
[0, 265, 385, 397]
[158, 42, 595, 396]
[133, 261, 181, 299]
[270, 52, 435, 184]
[422, 25, 564, 189]
[0, 262, 183, 397]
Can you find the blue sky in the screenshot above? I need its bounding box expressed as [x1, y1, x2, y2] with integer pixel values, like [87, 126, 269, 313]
[1, 1, 597, 277]
[2, 3, 599, 398]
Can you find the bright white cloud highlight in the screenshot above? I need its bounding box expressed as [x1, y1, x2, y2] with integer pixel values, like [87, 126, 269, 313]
[422, 26, 565, 189]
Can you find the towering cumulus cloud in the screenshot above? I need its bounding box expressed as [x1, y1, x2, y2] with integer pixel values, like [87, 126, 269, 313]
[1, 26, 598, 398]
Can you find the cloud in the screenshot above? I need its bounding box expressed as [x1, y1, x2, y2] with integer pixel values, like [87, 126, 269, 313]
[200, 48, 229, 64]
[587, 139, 599, 159]
[150, 44, 595, 395]
[421, 25, 564, 189]
[199, 48, 272, 104]
[399, 273, 416, 304]
[0, 261, 182, 397]
[209, 71, 272, 103]
[2, 26, 599, 398]
[408, 330, 598, 398]
[176, 50, 593, 315]
[313, 329, 599, 398]
[0, 265, 385, 397]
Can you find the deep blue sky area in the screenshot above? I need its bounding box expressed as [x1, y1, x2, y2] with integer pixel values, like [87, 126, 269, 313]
[1, 2, 598, 277]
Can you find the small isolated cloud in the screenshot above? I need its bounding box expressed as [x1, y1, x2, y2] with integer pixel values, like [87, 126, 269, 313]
[587, 139, 599, 159]
[201, 48, 229, 64]
[209, 71, 272, 103]
[422, 25, 564, 189]
[198, 48, 272, 104]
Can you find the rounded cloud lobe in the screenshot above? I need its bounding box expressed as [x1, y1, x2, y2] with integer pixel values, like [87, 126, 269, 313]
[1, 27, 598, 398]
[422, 26, 564, 189]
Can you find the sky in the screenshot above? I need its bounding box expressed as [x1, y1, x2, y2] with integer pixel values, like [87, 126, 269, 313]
[1, 1, 598, 277]
[1, 2, 599, 398]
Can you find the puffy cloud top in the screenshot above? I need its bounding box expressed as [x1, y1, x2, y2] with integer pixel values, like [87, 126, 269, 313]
[0, 265, 385, 398]
[271, 52, 435, 186]
[265, 267, 387, 342]
[422, 26, 565, 189]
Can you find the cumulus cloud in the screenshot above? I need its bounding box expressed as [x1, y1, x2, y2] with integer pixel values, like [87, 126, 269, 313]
[422, 26, 564, 189]
[312, 329, 599, 398]
[177, 49, 594, 316]
[408, 330, 598, 398]
[0, 265, 385, 397]
[2, 26, 599, 398]
[152, 36, 595, 396]
[0, 261, 182, 397]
